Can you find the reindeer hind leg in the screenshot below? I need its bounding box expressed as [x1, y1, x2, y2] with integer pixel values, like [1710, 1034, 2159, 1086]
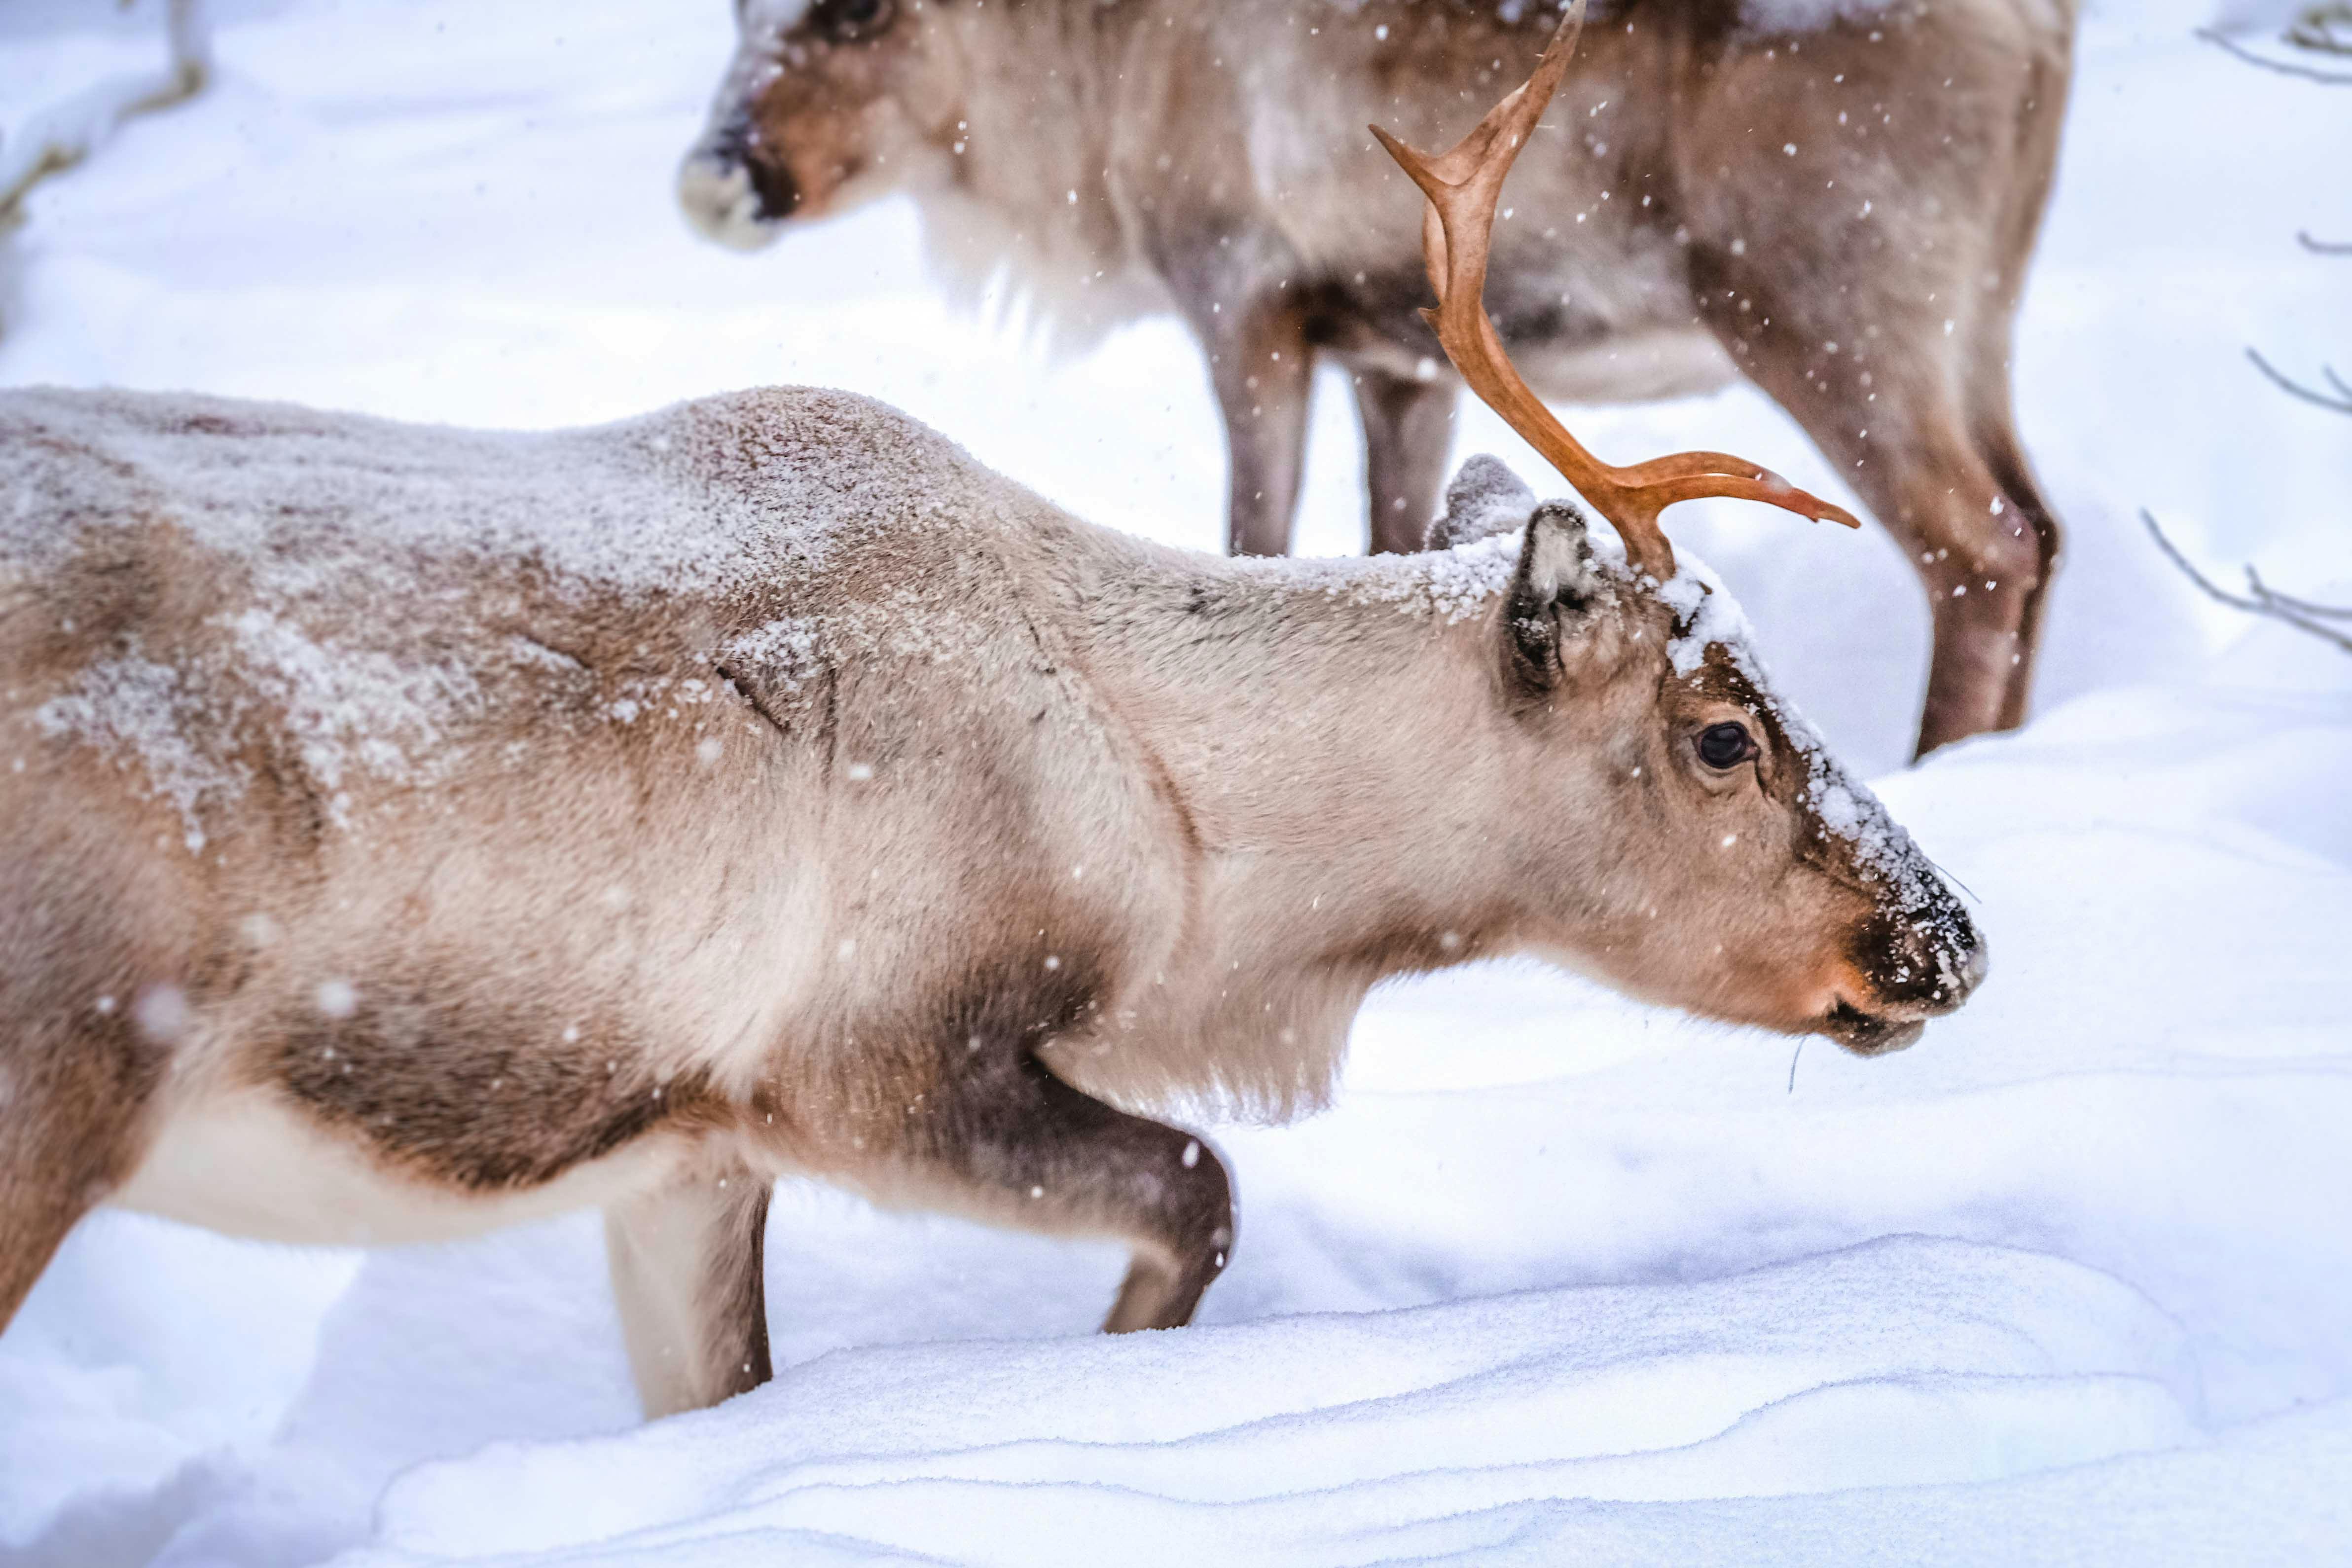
[1731, 332, 2049, 759]
[1960, 54, 2073, 734]
[1673, 16, 2071, 755]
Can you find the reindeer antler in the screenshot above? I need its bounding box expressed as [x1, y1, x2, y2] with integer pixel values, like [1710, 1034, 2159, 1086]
[1369, 0, 1858, 581]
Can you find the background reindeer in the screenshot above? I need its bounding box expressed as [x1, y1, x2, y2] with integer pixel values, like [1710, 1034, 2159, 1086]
[680, 0, 2075, 759]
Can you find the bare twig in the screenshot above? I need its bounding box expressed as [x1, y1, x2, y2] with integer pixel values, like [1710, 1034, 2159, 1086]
[0, 0, 213, 230]
[2301, 232, 2352, 255]
[2142, 511, 2352, 654]
[2246, 566, 2352, 622]
[2246, 347, 2352, 414]
[2196, 26, 2352, 81]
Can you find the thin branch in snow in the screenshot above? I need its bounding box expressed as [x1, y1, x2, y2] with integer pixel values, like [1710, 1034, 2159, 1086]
[2195, 26, 2352, 81]
[2286, 3, 2352, 56]
[2299, 231, 2352, 255]
[2142, 511, 2352, 655]
[2244, 568, 2352, 623]
[0, 0, 213, 230]
[2245, 347, 2352, 414]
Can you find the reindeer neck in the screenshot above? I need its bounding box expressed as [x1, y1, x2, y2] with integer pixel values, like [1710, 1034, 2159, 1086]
[949, 4, 1124, 219]
[1071, 541, 1527, 983]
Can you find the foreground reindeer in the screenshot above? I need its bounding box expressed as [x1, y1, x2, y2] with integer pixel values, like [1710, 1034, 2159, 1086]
[1, 21, 1980, 1424]
[680, 0, 2073, 757]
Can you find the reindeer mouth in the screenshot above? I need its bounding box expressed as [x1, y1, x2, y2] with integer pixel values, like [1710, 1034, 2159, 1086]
[678, 153, 794, 250]
[1820, 999, 1928, 1057]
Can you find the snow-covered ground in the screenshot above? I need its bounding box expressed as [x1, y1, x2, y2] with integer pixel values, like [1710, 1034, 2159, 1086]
[2, 1, 2349, 1564]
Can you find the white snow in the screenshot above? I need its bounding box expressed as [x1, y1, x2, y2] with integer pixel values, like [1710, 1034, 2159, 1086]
[0, 0, 207, 227]
[35, 650, 244, 852]
[2, 0, 2349, 1564]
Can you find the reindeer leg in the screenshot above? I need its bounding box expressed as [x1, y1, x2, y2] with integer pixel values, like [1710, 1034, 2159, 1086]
[1160, 243, 1315, 558]
[605, 1161, 773, 1418]
[0, 927, 170, 1333]
[1961, 52, 2072, 734]
[1717, 304, 2047, 757]
[893, 1050, 1232, 1333]
[1964, 375, 2065, 735]
[1353, 366, 1458, 554]
[1208, 293, 1313, 558]
[1672, 31, 2063, 757]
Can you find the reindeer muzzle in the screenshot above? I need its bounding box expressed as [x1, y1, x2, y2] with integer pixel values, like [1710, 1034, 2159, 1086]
[1827, 900, 1988, 1055]
[678, 135, 799, 249]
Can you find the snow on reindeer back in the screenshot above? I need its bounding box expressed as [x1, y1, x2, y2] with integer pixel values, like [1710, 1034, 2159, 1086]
[1737, 0, 1905, 31]
[1309, 0, 1897, 30]
[0, 385, 944, 593]
[1, 386, 960, 847]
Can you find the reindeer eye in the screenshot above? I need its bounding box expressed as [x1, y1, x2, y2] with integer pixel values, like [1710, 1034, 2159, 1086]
[816, 0, 894, 39]
[1697, 722, 1755, 770]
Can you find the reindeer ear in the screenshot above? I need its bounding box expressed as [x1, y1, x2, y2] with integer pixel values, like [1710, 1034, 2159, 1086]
[1426, 454, 1536, 551]
[1501, 501, 1603, 690]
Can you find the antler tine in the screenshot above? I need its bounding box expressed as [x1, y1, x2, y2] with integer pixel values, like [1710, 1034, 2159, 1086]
[1369, 0, 1859, 582]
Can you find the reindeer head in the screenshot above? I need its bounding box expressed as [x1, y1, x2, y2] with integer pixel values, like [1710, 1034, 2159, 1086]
[1431, 463, 1982, 1054]
[1386, 2, 1979, 1052]
[678, 0, 958, 250]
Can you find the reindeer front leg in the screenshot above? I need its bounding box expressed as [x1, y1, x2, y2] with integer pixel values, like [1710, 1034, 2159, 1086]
[894, 1050, 1234, 1333]
[1159, 236, 1316, 558]
[1352, 365, 1459, 554]
[604, 1161, 773, 1418]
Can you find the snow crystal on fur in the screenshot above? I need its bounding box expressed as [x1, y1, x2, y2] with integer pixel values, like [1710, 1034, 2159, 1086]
[2, 385, 978, 845]
[1659, 547, 1946, 916]
[36, 652, 243, 853]
[1740, 0, 1903, 32]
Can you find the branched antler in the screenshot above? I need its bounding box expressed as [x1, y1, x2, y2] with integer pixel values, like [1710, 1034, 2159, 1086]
[2142, 511, 2352, 655]
[1366, 0, 1857, 581]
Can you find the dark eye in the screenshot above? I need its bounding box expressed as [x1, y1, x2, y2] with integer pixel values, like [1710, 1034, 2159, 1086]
[1697, 722, 1755, 770]
[816, 0, 894, 40]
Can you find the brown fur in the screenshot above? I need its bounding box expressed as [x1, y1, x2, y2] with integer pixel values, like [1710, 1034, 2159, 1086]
[681, 0, 2075, 756]
[0, 383, 1980, 1422]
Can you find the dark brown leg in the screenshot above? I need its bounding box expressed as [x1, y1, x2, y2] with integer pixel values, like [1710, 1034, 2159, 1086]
[1961, 45, 2072, 734]
[1354, 366, 1458, 554]
[1966, 387, 2064, 735]
[605, 1161, 774, 1417]
[894, 1052, 1233, 1333]
[1723, 326, 2049, 759]
[0, 1060, 148, 1335]
[0, 894, 168, 1333]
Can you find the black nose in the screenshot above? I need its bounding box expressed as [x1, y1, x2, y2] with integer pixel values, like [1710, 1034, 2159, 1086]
[744, 152, 801, 220]
[1856, 891, 1986, 1018]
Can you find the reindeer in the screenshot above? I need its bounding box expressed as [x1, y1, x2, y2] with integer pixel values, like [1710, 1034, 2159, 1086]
[2, 19, 1981, 1423]
[680, 0, 2074, 758]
